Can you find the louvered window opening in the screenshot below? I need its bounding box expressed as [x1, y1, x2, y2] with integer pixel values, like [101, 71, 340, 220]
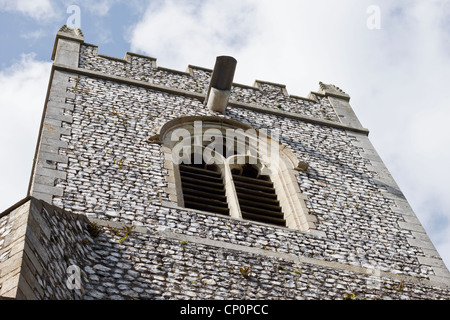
[179, 152, 286, 227]
[232, 164, 286, 227]
[179, 161, 229, 216]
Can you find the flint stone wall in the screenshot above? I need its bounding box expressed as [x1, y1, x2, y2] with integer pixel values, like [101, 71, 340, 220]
[3, 198, 450, 300]
[51, 62, 434, 280]
[19, 36, 449, 299]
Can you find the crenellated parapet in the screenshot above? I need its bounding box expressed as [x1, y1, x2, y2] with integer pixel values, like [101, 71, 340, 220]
[51, 25, 367, 128]
[76, 43, 342, 123]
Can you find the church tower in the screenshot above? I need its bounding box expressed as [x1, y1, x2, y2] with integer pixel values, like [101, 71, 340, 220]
[1, 26, 449, 300]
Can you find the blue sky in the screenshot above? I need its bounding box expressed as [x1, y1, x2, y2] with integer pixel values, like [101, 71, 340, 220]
[1, 0, 449, 270]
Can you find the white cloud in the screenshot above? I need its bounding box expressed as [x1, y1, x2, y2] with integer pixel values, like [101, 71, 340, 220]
[127, 0, 450, 268]
[129, 0, 261, 71]
[72, 0, 117, 16]
[0, 54, 51, 211]
[20, 29, 46, 40]
[353, 1, 450, 267]
[0, 0, 122, 23]
[0, 0, 57, 21]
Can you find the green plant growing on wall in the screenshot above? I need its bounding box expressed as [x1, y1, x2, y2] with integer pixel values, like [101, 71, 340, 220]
[113, 157, 126, 168]
[87, 222, 103, 238]
[119, 225, 134, 243]
[239, 266, 252, 279]
[343, 291, 357, 300]
[394, 280, 404, 291]
[277, 265, 288, 272]
[110, 107, 129, 127]
[107, 224, 135, 244]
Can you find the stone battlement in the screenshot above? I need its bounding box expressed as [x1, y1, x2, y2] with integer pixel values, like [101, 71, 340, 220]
[78, 43, 340, 122]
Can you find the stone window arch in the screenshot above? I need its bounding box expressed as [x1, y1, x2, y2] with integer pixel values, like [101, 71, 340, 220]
[155, 116, 315, 231]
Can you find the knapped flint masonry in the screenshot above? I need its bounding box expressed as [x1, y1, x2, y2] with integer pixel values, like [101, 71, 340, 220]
[1, 26, 449, 300]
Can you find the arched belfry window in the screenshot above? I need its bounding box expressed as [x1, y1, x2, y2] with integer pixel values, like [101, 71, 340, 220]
[179, 155, 229, 216]
[156, 116, 315, 231]
[232, 164, 286, 227]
